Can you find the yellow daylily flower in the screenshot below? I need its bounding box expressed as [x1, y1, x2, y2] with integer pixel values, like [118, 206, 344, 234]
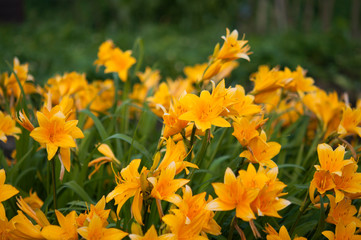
[338, 106, 361, 137]
[106, 159, 147, 225]
[137, 67, 161, 89]
[239, 130, 280, 168]
[148, 161, 189, 204]
[232, 117, 260, 146]
[9, 210, 45, 240]
[30, 107, 84, 171]
[23, 190, 43, 210]
[206, 168, 259, 221]
[216, 28, 251, 61]
[265, 224, 307, 240]
[322, 222, 361, 240]
[77, 214, 128, 240]
[104, 48, 136, 82]
[326, 195, 361, 227]
[0, 169, 19, 221]
[16, 110, 35, 132]
[0, 111, 21, 143]
[178, 91, 230, 131]
[88, 144, 120, 179]
[129, 225, 175, 240]
[183, 63, 208, 84]
[314, 144, 353, 176]
[94, 40, 115, 67]
[41, 210, 78, 240]
[156, 138, 198, 175]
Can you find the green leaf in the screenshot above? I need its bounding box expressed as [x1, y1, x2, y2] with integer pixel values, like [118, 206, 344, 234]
[104, 133, 152, 163]
[80, 109, 108, 141]
[63, 180, 95, 204]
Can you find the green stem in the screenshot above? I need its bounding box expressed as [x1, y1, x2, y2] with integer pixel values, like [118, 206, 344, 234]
[187, 129, 210, 180]
[228, 216, 236, 240]
[289, 190, 311, 237]
[51, 158, 57, 210]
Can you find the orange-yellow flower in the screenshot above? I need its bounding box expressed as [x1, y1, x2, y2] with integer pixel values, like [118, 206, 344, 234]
[129, 225, 175, 240]
[333, 162, 361, 202]
[183, 63, 208, 84]
[106, 159, 147, 225]
[8, 210, 45, 240]
[338, 106, 361, 137]
[314, 144, 353, 176]
[30, 107, 84, 172]
[0, 169, 19, 221]
[179, 91, 230, 131]
[232, 117, 260, 146]
[104, 48, 136, 82]
[94, 40, 115, 67]
[41, 210, 78, 240]
[216, 28, 251, 61]
[88, 143, 120, 179]
[309, 170, 336, 203]
[23, 190, 43, 210]
[239, 131, 281, 168]
[16, 110, 35, 132]
[0, 111, 21, 143]
[322, 222, 361, 240]
[156, 139, 198, 175]
[137, 67, 161, 89]
[148, 161, 189, 204]
[77, 214, 128, 240]
[326, 195, 361, 227]
[206, 168, 259, 221]
[265, 224, 306, 240]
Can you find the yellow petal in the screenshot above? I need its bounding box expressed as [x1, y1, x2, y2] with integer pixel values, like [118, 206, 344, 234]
[41, 225, 64, 240]
[0, 184, 19, 202]
[59, 148, 71, 172]
[206, 198, 235, 211]
[46, 143, 58, 160]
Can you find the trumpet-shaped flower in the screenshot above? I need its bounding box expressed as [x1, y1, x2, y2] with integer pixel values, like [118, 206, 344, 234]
[16, 110, 35, 132]
[338, 106, 361, 137]
[333, 162, 361, 202]
[314, 144, 353, 176]
[326, 195, 361, 227]
[148, 162, 189, 204]
[41, 210, 78, 240]
[104, 48, 136, 82]
[265, 224, 306, 240]
[232, 117, 260, 146]
[30, 108, 84, 171]
[23, 190, 43, 210]
[94, 40, 115, 67]
[0, 111, 21, 143]
[322, 222, 361, 240]
[206, 168, 259, 221]
[106, 159, 147, 225]
[179, 90, 230, 131]
[239, 131, 280, 168]
[156, 139, 198, 175]
[216, 28, 251, 61]
[77, 214, 128, 240]
[0, 169, 19, 221]
[129, 225, 175, 240]
[9, 211, 45, 240]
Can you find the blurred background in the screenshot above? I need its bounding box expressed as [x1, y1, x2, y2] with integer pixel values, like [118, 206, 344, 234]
[0, 0, 360, 100]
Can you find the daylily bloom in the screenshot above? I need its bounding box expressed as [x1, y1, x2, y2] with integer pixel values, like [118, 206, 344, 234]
[265, 224, 307, 240]
[309, 170, 336, 203]
[129, 225, 175, 240]
[232, 117, 260, 146]
[88, 143, 120, 179]
[0, 169, 19, 221]
[333, 162, 361, 202]
[239, 131, 281, 168]
[16, 196, 50, 228]
[314, 144, 353, 176]
[338, 106, 361, 137]
[156, 139, 198, 175]
[41, 210, 78, 240]
[216, 28, 251, 61]
[106, 159, 147, 225]
[175, 185, 221, 236]
[179, 90, 230, 131]
[23, 190, 43, 210]
[30, 106, 84, 172]
[183, 63, 208, 84]
[16, 110, 34, 132]
[94, 40, 115, 67]
[326, 195, 361, 227]
[322, 222, 361, 240]
[137, 67, 161, 89]
[148, 161, 189, 204]
[9, 211, 45, 240]
[104, 48, 136, 82]
[0, 111, 21, 143]
[206, 168, 259, 221]
[77, 214, 128, 240]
